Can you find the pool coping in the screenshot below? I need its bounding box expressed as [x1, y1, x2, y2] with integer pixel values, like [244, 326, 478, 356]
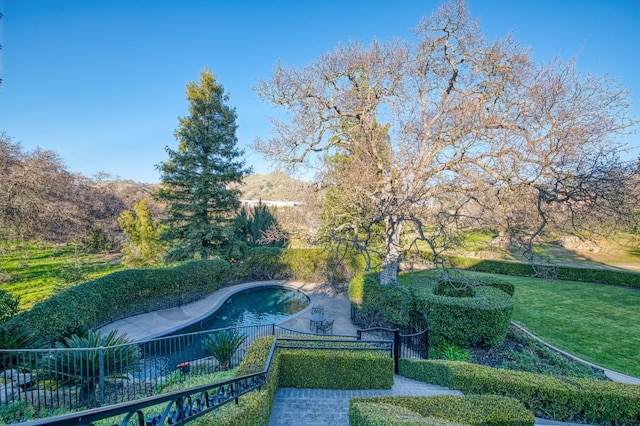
[98, 280, 322, 342]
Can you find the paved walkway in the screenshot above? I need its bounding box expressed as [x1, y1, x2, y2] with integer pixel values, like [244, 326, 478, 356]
[98, 279, 635, 426]
[267, 376, 588, 426]
[268, 375, 462, 426]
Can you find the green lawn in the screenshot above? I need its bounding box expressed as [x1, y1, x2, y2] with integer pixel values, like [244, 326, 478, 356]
[504, 273, 640, 378]
[0, 241, 122, 309]
[406, 270, 640, 378]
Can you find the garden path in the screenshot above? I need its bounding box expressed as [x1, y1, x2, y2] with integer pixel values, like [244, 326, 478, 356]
[268, 375, 589, 426]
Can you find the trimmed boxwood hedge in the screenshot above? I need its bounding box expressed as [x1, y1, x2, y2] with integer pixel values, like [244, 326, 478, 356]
[349, 273, 416, 327]
[349, 402, 465, 425]
[399, 359, 640, 425]
[228, 247, 367, 282]
[277, 349, 394, 389]
[9, 247, 364, 343]
[200, 336, 394, 425]
[350, 395, 534, 426]
[10, 259, 232, 342]
[444, 255, 640, 289]
[414, 280, 513, 348]
[349, 273, 514, 348]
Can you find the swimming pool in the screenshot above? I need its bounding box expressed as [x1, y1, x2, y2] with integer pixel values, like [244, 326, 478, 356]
[174, 285, 309, 334]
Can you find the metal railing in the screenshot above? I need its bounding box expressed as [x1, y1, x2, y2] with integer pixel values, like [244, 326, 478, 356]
[1, 323, 428, 423]
[0, 324, 277, 411]
[18, 339, 280, 426]
[357, 326, 429, 373]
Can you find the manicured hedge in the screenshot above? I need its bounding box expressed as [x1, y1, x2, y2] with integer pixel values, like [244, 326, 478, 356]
[201, 336, 394, 425]
[349, 273, 415, 327]
[277, 349, 394, 389]
[412, 279, 513, 348]
[233, 247, 288, 280]
[399, 359, 640, 425]
[349, 402, 464, 425]
[230, 247, 366, 283]
[444, 255, 640, 289]
[282, 247, 366, 282]
[350, 395, 534, 426]
[11, 246, 363, 343]
[10, 259, 232, 342]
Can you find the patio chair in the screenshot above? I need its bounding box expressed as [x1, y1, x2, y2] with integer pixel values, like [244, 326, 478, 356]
[318, 319, 334, 334]
[310, 306, 325, 331]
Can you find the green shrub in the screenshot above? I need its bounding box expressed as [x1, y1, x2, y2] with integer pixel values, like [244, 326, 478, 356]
[277, 349, 394, 389]
[236, 336, 275, 376]
[281, 248, 329, 281]
[350, 395, 534, 426]
[10, 259, 232, 342]
[435, 282, 474, 297]
[281, 247, 366, 283]
[349, 402, 464, 425]
[399, 359, 640, 425]
[0, 401, 36, 425]
[0, 289, 20, 323]
[501, 329, 606, 379]
[202, 329, 247, 371]
[349, 273, 415, 327]
[429, 342, 471, 362]
[413, 279, 513, 348]
[235, 247, 287, 280]
[0, 321, 46, 354]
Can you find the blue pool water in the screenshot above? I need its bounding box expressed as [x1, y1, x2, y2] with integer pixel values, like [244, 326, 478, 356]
[176, 286, 309, 334]
[138, 286, 308, 379]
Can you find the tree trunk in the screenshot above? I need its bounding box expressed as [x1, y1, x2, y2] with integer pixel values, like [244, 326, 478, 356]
[379, 215, 403, 285]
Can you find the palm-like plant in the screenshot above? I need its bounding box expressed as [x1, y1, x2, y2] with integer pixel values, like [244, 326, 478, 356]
[53, 330, 140, 406]
[0, 322, 47, 370]
[202, 330, 247, 371]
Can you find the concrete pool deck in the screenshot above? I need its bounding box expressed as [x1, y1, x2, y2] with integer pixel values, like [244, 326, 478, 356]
[98, 280, 358, 341]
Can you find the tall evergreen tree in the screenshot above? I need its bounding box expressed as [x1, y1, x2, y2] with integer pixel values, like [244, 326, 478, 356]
[156, 70, 250, 261]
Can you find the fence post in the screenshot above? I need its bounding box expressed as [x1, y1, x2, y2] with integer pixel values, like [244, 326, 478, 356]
[393, 330, 400, 374]
[425, 327, 430, 359]
[99, 346, 105, 406]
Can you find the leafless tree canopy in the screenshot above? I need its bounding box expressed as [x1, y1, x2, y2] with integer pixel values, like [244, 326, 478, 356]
[254, 0, 638, 284]
[0, 133, 148, 246]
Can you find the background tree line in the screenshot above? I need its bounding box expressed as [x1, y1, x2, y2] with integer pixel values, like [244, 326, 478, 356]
[0, 132, 172, 249]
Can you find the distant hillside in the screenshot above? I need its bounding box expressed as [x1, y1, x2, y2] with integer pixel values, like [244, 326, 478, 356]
[237, 172, 310, 201]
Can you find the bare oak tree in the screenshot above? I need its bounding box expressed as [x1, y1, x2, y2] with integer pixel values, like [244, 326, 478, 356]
[254, 0, 638, 284]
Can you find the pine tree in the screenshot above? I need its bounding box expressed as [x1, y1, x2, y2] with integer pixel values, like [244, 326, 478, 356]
[156, 70, 251, 261]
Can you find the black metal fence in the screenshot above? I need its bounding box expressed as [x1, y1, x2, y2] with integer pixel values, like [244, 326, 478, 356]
[1, 323, 428, 418]
[0, 324, 277, 411]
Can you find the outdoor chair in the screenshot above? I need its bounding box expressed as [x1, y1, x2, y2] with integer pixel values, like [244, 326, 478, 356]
[318, 319, 334, 334]
[310, 306, 325, 331]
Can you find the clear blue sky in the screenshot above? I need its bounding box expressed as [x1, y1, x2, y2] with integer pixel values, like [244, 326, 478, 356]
[1, 0, 639, 183]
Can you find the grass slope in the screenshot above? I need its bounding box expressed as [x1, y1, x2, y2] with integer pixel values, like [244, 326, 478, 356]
[0, 241, 122, 310]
